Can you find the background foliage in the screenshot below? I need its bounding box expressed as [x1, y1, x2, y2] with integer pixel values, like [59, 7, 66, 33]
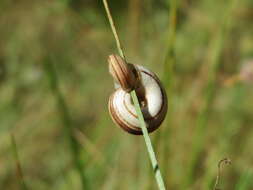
[0, 0, 253, 189]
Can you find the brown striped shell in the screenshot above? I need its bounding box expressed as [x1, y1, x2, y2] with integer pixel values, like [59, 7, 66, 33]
[108, 55, 167, 135]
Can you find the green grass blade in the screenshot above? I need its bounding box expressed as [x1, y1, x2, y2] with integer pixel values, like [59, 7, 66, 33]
[102, 0, 167, 189]
[161, 0, 178, 184]
[131, 91, 166, 190]
[44, 60, 88, 190]
[10, 133, 28, 190]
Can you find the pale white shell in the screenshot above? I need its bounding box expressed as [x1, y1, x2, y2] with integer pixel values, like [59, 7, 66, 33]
[109, 65, 167, 135]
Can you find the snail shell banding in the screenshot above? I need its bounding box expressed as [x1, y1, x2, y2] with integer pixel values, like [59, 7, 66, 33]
[108, 54, 138, 92]
[108, 55, 167, 135]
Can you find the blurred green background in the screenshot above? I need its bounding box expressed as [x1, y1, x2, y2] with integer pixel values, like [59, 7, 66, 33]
[0, 0, 253, 189]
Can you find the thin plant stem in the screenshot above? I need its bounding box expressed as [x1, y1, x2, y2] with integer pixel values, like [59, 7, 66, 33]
[44, 60, 87, 190]
[10, 133, 28, 190]
[102, 0, 166, 189]
[103, 0, 125, 59]
[161, 0, 178, 183]
[213, 158, 231, 190]
[131, 91, 166, 190]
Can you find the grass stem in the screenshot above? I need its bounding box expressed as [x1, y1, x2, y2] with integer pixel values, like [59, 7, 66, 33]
[131, 91, 166, 190]
[10, 133, 28, 190]
[161, 0, 178, 183]
[44, 60, 87, 190]
[102, 0, 125, 59]
[102, 0, 166, 189]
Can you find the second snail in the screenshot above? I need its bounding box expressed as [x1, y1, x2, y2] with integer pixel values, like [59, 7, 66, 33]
[108, 54, 168, 135]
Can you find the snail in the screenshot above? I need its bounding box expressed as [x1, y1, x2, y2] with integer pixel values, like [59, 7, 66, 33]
[108, 54, 167, 135]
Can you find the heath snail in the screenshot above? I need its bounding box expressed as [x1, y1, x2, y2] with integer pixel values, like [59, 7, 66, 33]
[108, 54, 167, 135]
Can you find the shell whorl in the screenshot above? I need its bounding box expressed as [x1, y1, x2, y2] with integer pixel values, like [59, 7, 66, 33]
[108, 55, 167, 135]
[108, 54, 139, 92]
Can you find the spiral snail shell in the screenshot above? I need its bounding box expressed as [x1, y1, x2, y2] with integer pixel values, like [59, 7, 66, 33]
[108, 54, 167, 135]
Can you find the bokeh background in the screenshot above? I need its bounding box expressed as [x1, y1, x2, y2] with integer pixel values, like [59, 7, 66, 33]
[0, 0, 253, 189]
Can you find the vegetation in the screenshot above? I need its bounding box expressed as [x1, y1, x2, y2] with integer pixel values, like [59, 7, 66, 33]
[0, 0, 253, 189]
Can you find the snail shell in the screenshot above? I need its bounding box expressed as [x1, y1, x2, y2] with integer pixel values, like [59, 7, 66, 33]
[108, 54, 138, 92]
[108, 57, 167, 135]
